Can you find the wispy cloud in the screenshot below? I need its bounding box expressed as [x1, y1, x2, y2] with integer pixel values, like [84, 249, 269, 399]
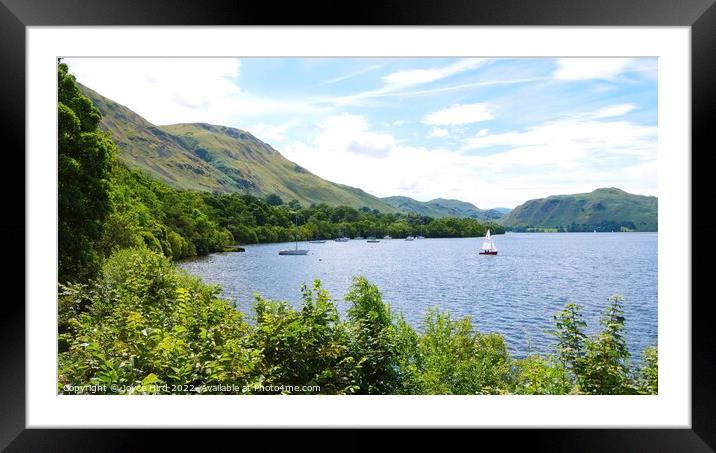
[327, 58, 490, 106]
[581, 103, 637, 119]
[463, 116, 656, 162]
[554, 58, 634, 80]
[316, 64, 383, 86]
[424, 103, 494, 126]
[382, 59, 488, 87]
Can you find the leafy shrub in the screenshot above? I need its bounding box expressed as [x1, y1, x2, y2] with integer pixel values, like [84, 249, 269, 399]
[251, 280, 358, 394]
[59, 247, 255, 394]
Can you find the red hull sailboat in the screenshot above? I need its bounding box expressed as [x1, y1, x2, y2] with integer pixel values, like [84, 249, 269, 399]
[479, 229, 498, 255]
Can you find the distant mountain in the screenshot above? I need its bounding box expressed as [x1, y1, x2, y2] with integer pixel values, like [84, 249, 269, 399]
[382, 195, 507, 220]
[492, 207, 513, 214]
[501, 188, 657, 231]
[80, 84, 398, 212]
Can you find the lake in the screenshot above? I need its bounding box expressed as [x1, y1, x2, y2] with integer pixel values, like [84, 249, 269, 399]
[178, 232, 657, 358]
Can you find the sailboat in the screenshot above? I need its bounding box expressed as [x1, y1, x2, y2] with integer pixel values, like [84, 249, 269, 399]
[416, 225, 425, 239]
[279, 214, 309, 255]
[479, 229, 498, 255]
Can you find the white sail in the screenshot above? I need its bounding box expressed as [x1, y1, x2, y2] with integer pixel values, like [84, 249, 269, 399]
[481, 229, 496, 251]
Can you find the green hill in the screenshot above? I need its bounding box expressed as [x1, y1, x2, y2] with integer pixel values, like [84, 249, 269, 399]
[501, 188, 658, 231]
[80, 84, 398, 212]
[382, 196, 507, 220]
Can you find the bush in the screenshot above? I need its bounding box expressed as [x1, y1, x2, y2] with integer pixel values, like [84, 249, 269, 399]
[58, 266, 656, 395]
[251, 280, 358, 394]
[345, 277, 399, 394]
[58, 247, 255, 394]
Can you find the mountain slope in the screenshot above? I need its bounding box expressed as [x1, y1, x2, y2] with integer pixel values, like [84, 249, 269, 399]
[501, 188, 658, 231]
[382, 196, 507, 220]
[80, 84, 398, 211]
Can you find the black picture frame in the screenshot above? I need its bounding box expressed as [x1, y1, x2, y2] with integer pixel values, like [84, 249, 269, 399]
[3, 0, 714, 450]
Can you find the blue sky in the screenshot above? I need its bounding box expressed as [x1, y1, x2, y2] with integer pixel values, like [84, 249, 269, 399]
[65, 57, 657, 208]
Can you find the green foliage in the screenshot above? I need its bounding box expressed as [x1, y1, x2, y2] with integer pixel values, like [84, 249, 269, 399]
[58, 247, 256, 394]
[402, 309, 512, 394]
[345, 277, 399, 394]
[58, 62, 114, 282]
[579, 295, 636, 394]
[551, 302, 588, 387]
[512, 355, 571, 395]
[251, 281, 358, 394]
[382, 196, 507, 221]
[99, 163, 504, 262]
[636, 346, 658, 394]
[59, 259, 656, 395]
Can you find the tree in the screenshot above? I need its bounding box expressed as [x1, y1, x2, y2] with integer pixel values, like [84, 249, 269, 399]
[58, 62, 114, 282]
[580, 295, 636, 394]
[550, 302, 587, 389]
[266, 193, 284, 206]
[345, 277, 399, 394]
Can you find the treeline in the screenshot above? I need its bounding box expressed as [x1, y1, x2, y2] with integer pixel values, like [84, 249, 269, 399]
[58, 247, 657, 395]
[509, 221, 639, 233]
[105, 164, 504, 262]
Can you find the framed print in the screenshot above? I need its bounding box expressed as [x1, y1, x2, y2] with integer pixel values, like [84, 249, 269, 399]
[4, 0, 715, 450]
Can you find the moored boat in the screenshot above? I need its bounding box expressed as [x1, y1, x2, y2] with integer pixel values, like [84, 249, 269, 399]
[279, 214, 309, 255]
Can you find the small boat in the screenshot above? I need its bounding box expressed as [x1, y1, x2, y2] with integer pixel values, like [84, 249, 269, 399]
[405, 236, 414, 241]
[479, 229, 498, 255]
[416, 225, 425, 239]
[309, 240, 326, 244]
[383, 235, 392, 239]
[279, 214, 309, 255]
[367, 236, 380, 243]
[416, 235, 425, 239]
[279, 249, 309, 255]
[334, 230, 349, 242]
[354, 236, 364, 240]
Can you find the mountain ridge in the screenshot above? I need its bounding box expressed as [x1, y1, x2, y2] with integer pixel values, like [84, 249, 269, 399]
[381, 195, 508, 220]
[501, 187, 658, 231]
[80, 83, 398, 212]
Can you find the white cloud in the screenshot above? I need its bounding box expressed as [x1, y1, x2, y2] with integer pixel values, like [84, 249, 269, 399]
[428, 128, 449, 138]
[463, 117, 656, 160]
[382, 58, 487, 87]
[584, 103, 637, 119]
[280, 110, 656, 208]
[423, 103, 494, 126]
[554, 58, 634, 80]
[315, 114, 395, 158]
[392, 120, 405, 126]
[246, 121, 297, 142]
[65, 58, 325, 126]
